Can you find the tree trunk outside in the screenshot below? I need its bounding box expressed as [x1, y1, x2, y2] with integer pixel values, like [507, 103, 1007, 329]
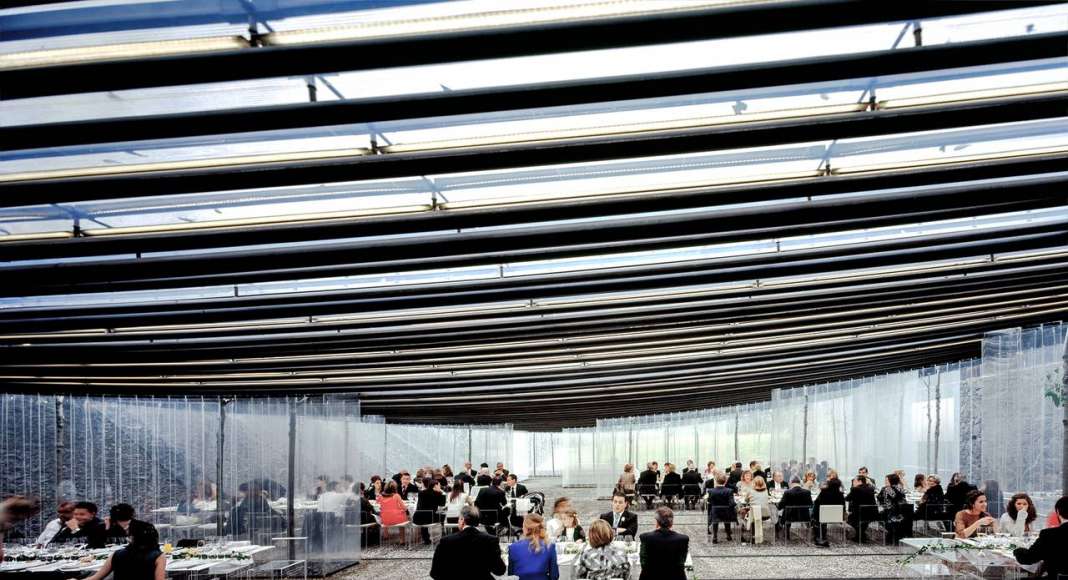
[55, 396, 65, 496]
[925, 377, 932, 473]
[934, 371, 942, 477]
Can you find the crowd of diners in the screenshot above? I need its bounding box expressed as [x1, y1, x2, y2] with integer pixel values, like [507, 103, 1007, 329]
[613, 459, 1067, 548]
[3, 456, 1067, 580]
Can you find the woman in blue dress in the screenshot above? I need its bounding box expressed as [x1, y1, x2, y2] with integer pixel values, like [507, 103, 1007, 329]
[508, 513, 559, 580]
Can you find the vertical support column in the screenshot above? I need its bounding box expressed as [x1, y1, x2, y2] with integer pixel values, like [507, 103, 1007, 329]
[801, 393, 809, 469]
[468, 427, 473, 466]
[215, 398, 227, 537]
[287, 398, 298, 561]
[55, 396, 65, 498]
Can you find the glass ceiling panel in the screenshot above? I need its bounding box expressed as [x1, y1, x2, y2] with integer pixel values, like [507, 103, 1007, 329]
[0, 118, 1064, 240]
[6, 58, 1062, 182]
[1, 5, 1061, 126]
[1, 203, 1064, 312]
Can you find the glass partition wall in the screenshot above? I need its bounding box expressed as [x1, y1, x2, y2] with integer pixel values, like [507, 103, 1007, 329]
[356, 417, 514, 482]
[0, 394, 362, 575]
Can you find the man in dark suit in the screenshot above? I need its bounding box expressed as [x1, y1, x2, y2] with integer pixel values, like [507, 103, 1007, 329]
[50, 501, 108, 549]
[463, 462, 477, 478]
[681, 468, 703, 510]
[705, 474, 736, 542]
[398, 473, 420, 500]
[637, 464, 659, 509]
[1014, 495, 1067, 579]
[600, 492, 638, 539]
[845, 476, 878, 543]
[504, 474, 527, 498]
[776, 477, 813, 538]
[726, 463, 743, 490]
[430, 506, 506, 580]
[473, 479, 506, 535]
[639, 507, 688, 580]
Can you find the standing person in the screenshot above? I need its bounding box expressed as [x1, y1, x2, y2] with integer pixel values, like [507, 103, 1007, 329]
[706, 473, 736, 543]
[599, 492, 638, 539]
[998, 493, 1038, 537]
[85, 521, 164, 580]
[51, 501, 108, 548]
[812, 477, 845, 547]
[955, 490, 998, 538]
[576, 519, 630, 579]
[35, 501, 75, 547]
[638, 507, 688, 580]
[1013, 496, 1067, 579]
[430, 506, 506, 580]
[507, 514, 559, 580]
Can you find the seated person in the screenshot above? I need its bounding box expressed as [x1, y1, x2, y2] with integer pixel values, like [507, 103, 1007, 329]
[84, 521, 164, 580]
[51, 501, 107, 548]
[776, 477, 813, 536]
[812, 478, 845, 547]
[35, 502, 74, 547]
[681, 468, 703, 510]
[955, 490, 998, 538]
[555, 509, 585, 543]
[415, 477, 447, 544]
[845, 476, 878, 543]
[999, 493, 1038, 537]
[576, 520, 630, 579]
[637, 464, 659, 509]
[659, 464, 682, 507]
[225, 483, 285, 536]
[599, 492, 638, 539]
[546, 497, 571, 539]
[706, 473, 736, 543]
[474, 479, 507, 535]
[104, 503, 139, 542]
[1013, 495, 1067, 579]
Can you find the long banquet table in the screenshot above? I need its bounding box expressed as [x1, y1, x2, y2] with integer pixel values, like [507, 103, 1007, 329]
[0, 542, 274, 576]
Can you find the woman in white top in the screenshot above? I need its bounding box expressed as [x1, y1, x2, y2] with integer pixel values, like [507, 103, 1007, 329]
[317, 481, 355, 517]
[746, 477, 773, 519]
[545, 497, 572, 540]
[998, 493, 1039, 537]
[703, 461, 716, 480]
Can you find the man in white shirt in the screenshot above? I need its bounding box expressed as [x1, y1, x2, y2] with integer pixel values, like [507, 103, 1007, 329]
[317, 481, 355, 517]
[35, 501, 74, 547]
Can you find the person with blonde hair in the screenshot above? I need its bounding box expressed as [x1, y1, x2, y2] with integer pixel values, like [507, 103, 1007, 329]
[617, 463, 636, 497]
[801, 471, 818, 490]
[508, 514, 560, 580]
[576, 519, 630, 579]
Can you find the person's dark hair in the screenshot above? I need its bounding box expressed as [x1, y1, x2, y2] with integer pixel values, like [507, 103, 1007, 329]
[480, 463, 489, 468]
[654, 507, 674, 528]
[824, 478, 842, 492]
[422, 477, 435, 489]
[853, 476, 867, 486]
[109, 503, 135, 522]
[611, 491, 627, 501]
[382, 481, 398, 497]
[964, 490, 986, 510]
[460, 505, 480, 526]
[507, 473, 518, 482]
[790, 477, 801, 485]
[449, 483, 465, 502]
[858, 466, 868, 472]
[913, 474, 926, 488]
[1054, 495, 1068, 519]
[715, 473, 728, 486]
[358, 482, 367, 493]
[734, 462, 742, 470]
[442, 465, 454, 478]
[1005, 493, 1037, 525]
[238, 483, 249, 493]
[126, 521, 160, 551]
[552, 497, 570, 513]
[73, 501, 98, 514]
[369, 475, 382, 484]
[886, 473, 901, 487]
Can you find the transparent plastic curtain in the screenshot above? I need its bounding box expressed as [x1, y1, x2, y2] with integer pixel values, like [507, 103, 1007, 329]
[561, 428, 597, 487]
[593, 403, 771, 498]
[770, 362, 972, 484]
[0, 393, 361, 571]
[966, 323, 1067, 495]
[361, 420, 513, 479]
[528, 432, 561, 478]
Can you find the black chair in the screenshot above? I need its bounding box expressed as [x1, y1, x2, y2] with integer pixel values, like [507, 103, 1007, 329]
[637, 484, 658, 510]
[682, 484, 702, 510]
[706, 504, 737, 542]
[850, 505, 881, 543]
[884, 503, 914, 545]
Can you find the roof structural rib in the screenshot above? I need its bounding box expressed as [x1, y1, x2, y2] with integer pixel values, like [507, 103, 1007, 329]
[0, 0, 1066, 428]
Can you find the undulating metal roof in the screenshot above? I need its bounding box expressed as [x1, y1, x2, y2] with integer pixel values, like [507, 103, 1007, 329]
[1, 0, 1066, 429]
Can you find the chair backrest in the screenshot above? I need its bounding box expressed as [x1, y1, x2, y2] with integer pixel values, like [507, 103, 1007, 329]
[446, 503, 462, 517]
[819, 505, 845, 523]
[782, 505, 811, 523]
[470, 486, 486, 498]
